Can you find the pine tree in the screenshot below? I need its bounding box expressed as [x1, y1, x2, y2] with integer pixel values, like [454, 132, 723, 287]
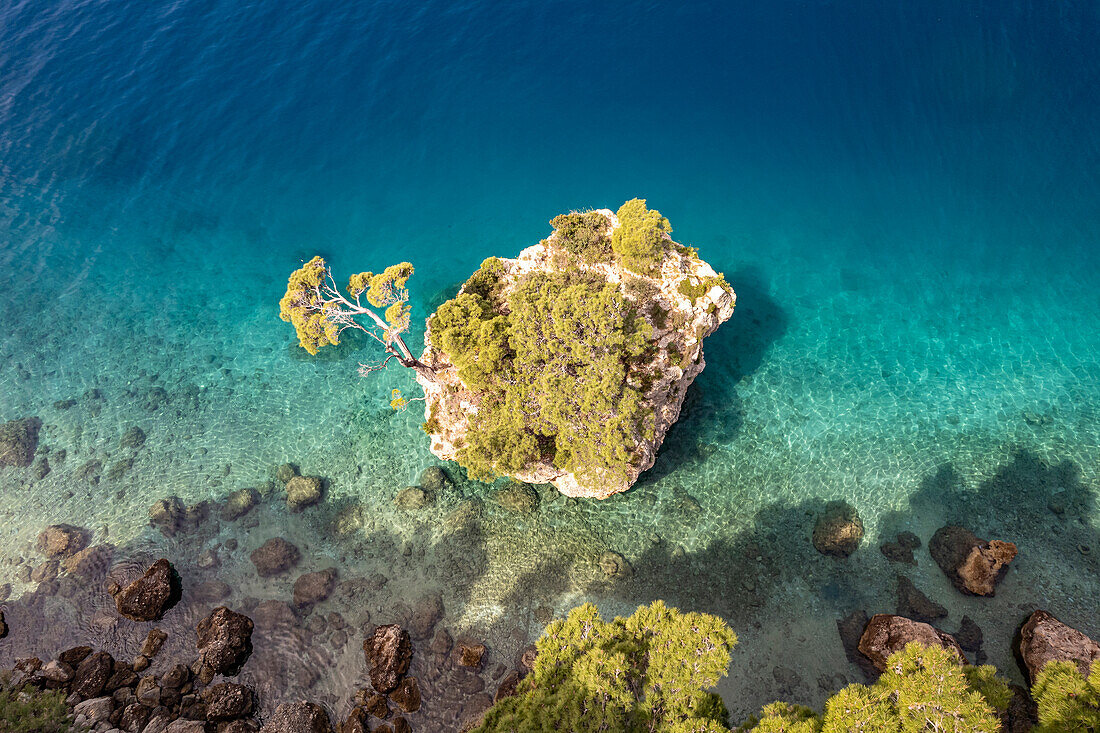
[1031, 660, 1100, 732]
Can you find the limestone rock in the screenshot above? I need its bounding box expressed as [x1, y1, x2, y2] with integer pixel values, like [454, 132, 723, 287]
[0, 417, 42, 467]
[115, 559, 181, 621]
[857, 614, 966, 671]
[260, 701, 333, 733]
[276, 463, 299, 484]
[364, 624, 412, 694]
[251, 537, 301, 577]
[285, 475, 323, 511]
[293, 568, 338, 607]
[222, 487, 259, 521]
[36, 524, 88, 558]
[1017, 609, 1100, 683]
[415, 209, 736, 499]
[196, 606, 254, 675]
[929, 525, 1016, 596]
[63, 544, 113, 579]
[812, 502, 864, 558]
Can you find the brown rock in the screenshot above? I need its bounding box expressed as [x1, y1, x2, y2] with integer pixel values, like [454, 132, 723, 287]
[221, 487, 259, 521]
[192, 579, 233, 603]
[251, 537, 301, 577]
[389, 676, 421, 713]
[36, 524, 88, 558]
[196, 606, 254, 675]
[598, 551, 632, 579]
[393, 718, 411, 733]
[1017, 609, 1100, 683]
[72, 651, 115, 699]
[293, 568, 338, 607]
[115, 559, 181, 621]
[0, 417, 42, 467]
[63, 544, 113, 579]
[149, 496, 186, 537]
[929, 525, 1016, 596]
[252, 599, 298, 629]
[364, 693, 389, 719]
[1001, 683, 1039, 733]
[812, 501, 864, 558]
[495, 670, 523, 702]
[30, 559, 59, 583]
[836, 610, 878, 679]
[364, 625, 412, 694]
[141, 628, 169, 658]
[895, 575, 948, 623]
[58, 646, 93, 667]
[339, 708, 369, 733]
[458, 642, 486, 668]
[204, 682, 254, 720]
[260, 701, 333, 732]
[857, 614, 965, 671]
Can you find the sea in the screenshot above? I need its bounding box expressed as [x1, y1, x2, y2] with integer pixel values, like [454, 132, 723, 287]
[1, 0, 1099, 728]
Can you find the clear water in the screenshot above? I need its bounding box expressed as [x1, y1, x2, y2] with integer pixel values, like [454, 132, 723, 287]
[2, 0, 1099, 727]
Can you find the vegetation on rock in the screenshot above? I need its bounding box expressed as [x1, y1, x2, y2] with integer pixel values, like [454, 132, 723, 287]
[0, 680, 72, 733]
[1031, 660, 1100, 731]
[471, 600, 737, 733]
[739, 642, 1010, 733]
[611, 198, 673, 275]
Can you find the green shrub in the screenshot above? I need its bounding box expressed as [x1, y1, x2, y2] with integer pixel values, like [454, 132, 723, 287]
[0, 682, 74, 733]
[611, 198, 672, 275]
[550, 211, 613, 264]
[1032, 660, 1100, 731]
[739, 643, 1010, 733]
[471, 601, 737, 733]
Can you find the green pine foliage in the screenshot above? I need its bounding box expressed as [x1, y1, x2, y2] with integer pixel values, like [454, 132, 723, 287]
[611, 198, 673, 275]
[550, 211, 614, 263]
[1032, 661, 1100, 731]
[740, 643, 1009, 733]
[428, 261, 655, 490]
[0, 681, 73, 733]
[471, 601, 737, 733]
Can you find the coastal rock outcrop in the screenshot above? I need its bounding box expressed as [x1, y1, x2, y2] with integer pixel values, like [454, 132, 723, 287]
[115, 558, 181, 621]
[1017, 609, 1100, 682]
[929, 525, 1017, 596]
[416, 204, 735, 498]
[857, 614, 966, 671]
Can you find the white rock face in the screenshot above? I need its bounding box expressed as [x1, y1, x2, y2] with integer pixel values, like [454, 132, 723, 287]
[416, 209, 735, 499]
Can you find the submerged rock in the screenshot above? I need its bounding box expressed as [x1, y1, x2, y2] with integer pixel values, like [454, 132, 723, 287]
[36, 524, 89, 558]
[364, 624, 412, 694]
[812, 502, 864, 558]
[895, 575, 947, 623]
[418, 466, 452, 493]
[196, 606, 254, 676]
[929, 525, 1017, 596]
[880, 531, 921, 565]
[204, 682, 255, 721]
[119, 426, 147, 450]
[115, 558, 181, 621]
[286, 475, 323, 511]
[221, 487, 259, 521]
[599, 551, 633, 579]
[493, 483, 540, 514]
[394, 486, 432, 510]
[251, 537, 301, 577]
[1017, 609, 1100, 683]
[857, 614, 966, 671]
[261, 701, 333, 733]
[149, 496, 186, 537]
[0, 417, 42, 467]
[293, 568, 338, 608]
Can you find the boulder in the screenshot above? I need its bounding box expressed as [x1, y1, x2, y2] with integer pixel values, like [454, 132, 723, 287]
[929, 525, 1017, 596]
[196, 606, 254, 676]
[812, 502, 864, 558]
[276, 463, 299, 484]
[222, 487, 260, 521]
[404, 592, 444, 640]
[204, 682, 255, 721]
[293, 568, 338, 607]
[72, 696, 114, 723]
[251, 537, 301, 578]
[1017, 609, 1100, 682]
[149, 496, 186, 537]
[364, 624, 412, 694]
[192, 580, 232, 603]
[895, 575, 947, 623]
[493, 483, 540, 514]
[393, 486, 432, 510]
[260, 701, 334, 733]
[35, 659, 74, 688]
[71, 651, 115, 699]
[58, 646, 93, 667]
[458, 642, 486, 668]
[599, 551, 632, 579]
[36, 524, 89, 558]
[956, 616, 984, 653]
[252, 600, 298, 630]
[119, 426, 147, 450]
[389, 676, 421, 713]
[418, 466, 451, 493]
[62, 544, 113, 579]
[115, 559, 181, 621]
[285, 475, 323, 511]
[0, 417, 42, 467]
[857, 614, 966, 671]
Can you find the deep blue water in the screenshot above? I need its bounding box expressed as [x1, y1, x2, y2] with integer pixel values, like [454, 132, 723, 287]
[2, 0, 1100, 727]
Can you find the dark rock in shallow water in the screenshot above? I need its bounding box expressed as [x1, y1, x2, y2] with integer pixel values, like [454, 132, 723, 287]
[192, 579, 232, 603]
[0, 610, 6, 639]
[293, 568, 338, 608]
[812, 501, 864, 558]
[956, 615, 983, 653]
[493, 482, 540, 514]
[895, 575, 948, 623]
[37, 524, 89, 558]
[401, 592, 444, 640]
[196, 606, 254, 676]
[261, 701, 333, 732]
[204, 682, 255, 721]
[929, 525, 1017, 596]
[141, 628, 168, 658]
[63, 544, 113, 579]
[0, 417, 42, 467]
[599, 550, 632, 579]
[221, 487, 259, 520]
[458, 641, 487, 669]
[115, 558, 181, 621]
[119, 426, 147, 450]
[71, 651, 115, 699]
[880, 531, 921, 564]
[1002, 683, 1039, 733]
[252, 600, 298, 630]
[251, 537, 301, 577]
[149, 496, 186, 537]
[276, 463, 300, 484]
[364, 624, 412, 694]
[857, 614, 965, 671]
[1017, 609, 1100, 683]
[419, 465, 451, 492]
[393, 486, 432, 510]
[390, 676, 421, 713]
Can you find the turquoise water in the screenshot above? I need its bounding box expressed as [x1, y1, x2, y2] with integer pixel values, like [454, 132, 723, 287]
[2, 0, 1100, 727]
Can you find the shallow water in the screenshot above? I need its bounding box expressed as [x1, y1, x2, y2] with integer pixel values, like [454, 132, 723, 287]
[2, 0, 1099, 728]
